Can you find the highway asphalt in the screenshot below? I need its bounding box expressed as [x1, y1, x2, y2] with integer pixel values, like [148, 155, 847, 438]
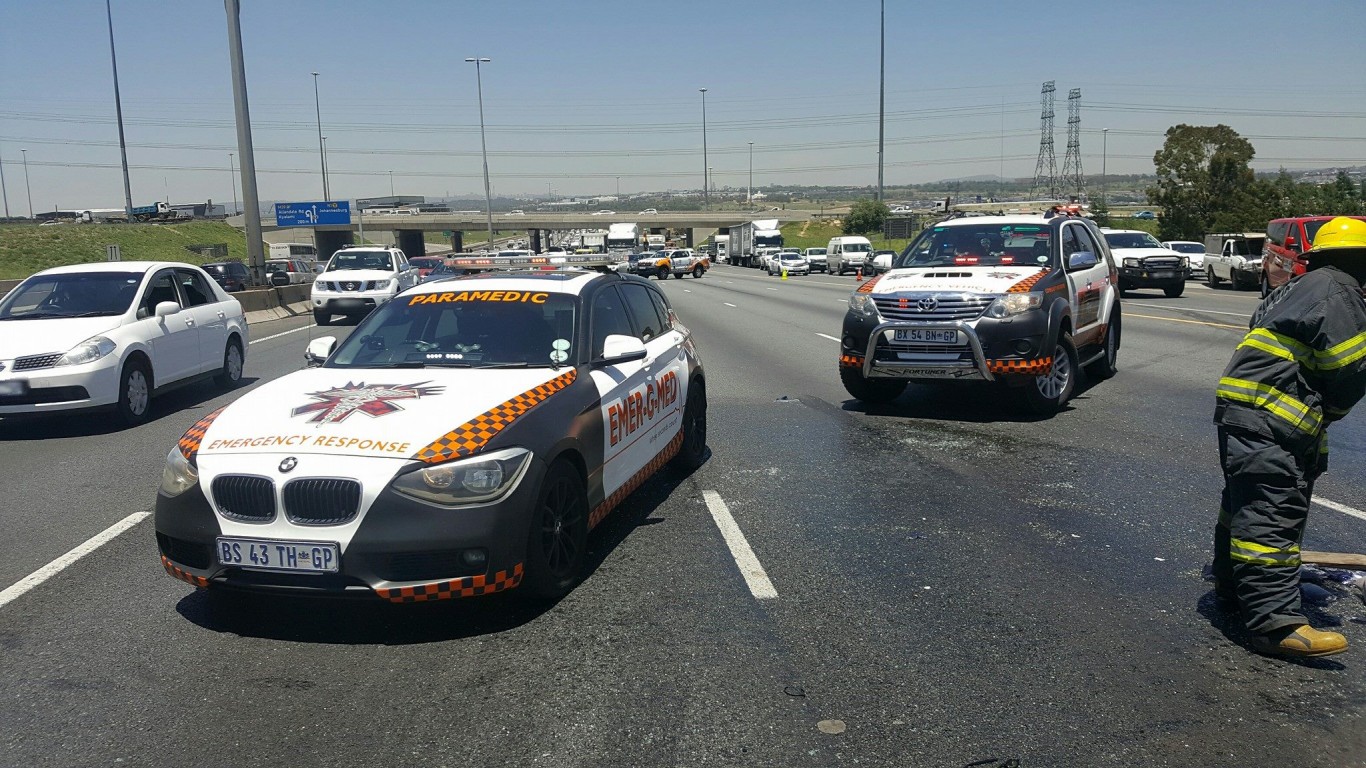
[2, 266, 1365, 766]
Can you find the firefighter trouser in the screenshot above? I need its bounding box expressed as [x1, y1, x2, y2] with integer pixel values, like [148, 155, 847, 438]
[1213, 426, 1320, 635]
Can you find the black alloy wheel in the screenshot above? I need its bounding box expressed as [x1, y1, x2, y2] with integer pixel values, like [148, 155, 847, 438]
[672, 383, 708, 470]
[523, 461, 588, 601]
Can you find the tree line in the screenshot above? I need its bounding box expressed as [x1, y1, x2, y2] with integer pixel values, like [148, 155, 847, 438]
[1148, 124, 1364, 241]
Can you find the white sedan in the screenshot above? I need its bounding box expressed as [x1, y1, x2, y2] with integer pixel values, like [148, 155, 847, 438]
[1162, 240, 1206, 276]
[0, 261, 248, 425]
[767, 252, 810, 276]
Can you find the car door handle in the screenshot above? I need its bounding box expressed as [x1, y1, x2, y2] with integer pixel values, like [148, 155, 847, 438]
[184, 318, 196, 327]
[216, 311, 225, 319]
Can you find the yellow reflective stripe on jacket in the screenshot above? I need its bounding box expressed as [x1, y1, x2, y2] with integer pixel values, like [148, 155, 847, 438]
[1230, 538, 1301, 567]
[1240, 328, 1314, 366]
[1216, 377, 1323, 435]
[1316, 331, 1366, 371]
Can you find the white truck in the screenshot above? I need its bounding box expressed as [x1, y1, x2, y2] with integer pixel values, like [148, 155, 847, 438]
[729, 219, 784, 268]
[605, 222, 640, 252]
[646, 234, 666, 251]
[580, 230, 607, 253]
[1203, 232, 1265, 291]
[714, 234, 730, 263]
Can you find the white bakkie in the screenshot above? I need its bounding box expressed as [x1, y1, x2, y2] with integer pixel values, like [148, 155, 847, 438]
[156, 267, 707, 603]
[311, 245, 420, 325]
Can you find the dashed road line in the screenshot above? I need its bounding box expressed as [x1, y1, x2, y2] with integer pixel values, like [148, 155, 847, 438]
[723, 302, 738, 308]
[765, 287, 778, 291]
[250, 324, 317, 345]
[1314, 496, 1366, 523]
[702, 491, 777, 600]
[0, 512, 150, 609]
[816, 333, 841, 342]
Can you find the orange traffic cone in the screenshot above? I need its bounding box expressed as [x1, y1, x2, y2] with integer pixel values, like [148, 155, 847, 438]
[856, 267, 863, 281]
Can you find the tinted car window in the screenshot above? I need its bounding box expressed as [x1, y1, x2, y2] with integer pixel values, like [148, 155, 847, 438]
[140, 270, 182, 317]
[619, 283, 663, 342]
[590, 287, 636, 357]
[176, 270, 214, 307]
[646, 289, 673, 331]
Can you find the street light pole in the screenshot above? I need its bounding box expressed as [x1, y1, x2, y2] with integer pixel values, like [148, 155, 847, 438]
[321, 136, 329, 199]
[228, 153, 238, 216]
[748, 142, 753, 205]
[466, 57, 495, 249]
[877, 0, 885, 202]
[0, 141, 10, 218]
[224, 0, 266, 284]
[1101, 128, 1109, 206]
[389, 170, 394, 197]
[311, 71, 328, 200]
[20, 149, 33, 219]
[106, 0, 134, 222]
[616, 176, 620, 198]
[699, 88, 709, 209]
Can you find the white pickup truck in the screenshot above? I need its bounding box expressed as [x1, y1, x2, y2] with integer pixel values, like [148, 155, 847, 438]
[1202, 233, 1265, 291]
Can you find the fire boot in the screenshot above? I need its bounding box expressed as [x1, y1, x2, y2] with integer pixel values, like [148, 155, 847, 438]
[1249, 624, 1348, 659]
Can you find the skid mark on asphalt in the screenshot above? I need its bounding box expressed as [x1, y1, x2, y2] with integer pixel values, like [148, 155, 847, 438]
[1127, 312, 1244, 330]
[0, 512, 149, 609]
[702, 491, 777, 600]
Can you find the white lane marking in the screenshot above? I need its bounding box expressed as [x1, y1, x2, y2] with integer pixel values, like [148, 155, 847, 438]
[249, 324, 317, 345]
[0, 512, 150, 609]
[816, 333, 841, 342]
[723, 302, 738, 308]
[1133, 304, 1250, 319]
[1314, 496, 1366, 523]
[702, 491, 777, 600]
[765, 287, 778, 291]
[726, 281, 735, 284]
[684, 289, 693, 293]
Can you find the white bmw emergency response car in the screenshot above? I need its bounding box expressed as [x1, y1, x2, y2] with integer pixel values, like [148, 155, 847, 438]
[156, 255, 707, 602]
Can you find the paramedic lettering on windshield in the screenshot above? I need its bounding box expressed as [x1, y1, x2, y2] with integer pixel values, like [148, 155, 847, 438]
[1213, 217, 1366, 659]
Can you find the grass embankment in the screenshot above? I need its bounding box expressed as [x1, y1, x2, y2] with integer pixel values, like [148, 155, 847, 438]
[0, 222, 250, 280]
[777, 219, 913, 253]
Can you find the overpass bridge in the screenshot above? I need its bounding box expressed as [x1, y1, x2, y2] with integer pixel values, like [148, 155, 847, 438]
[243, 210, 816, 257]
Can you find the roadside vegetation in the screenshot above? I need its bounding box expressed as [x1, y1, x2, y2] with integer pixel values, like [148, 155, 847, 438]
[778, 218, 911, 253]
[0, 221, 250, 280]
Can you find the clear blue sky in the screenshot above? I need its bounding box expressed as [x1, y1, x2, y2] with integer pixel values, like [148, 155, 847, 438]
[1, 0, 1363, 212]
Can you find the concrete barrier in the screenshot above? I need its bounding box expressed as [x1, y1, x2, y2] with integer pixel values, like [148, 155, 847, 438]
[0, 279, 21, 296]
[239, 284, 314, 325]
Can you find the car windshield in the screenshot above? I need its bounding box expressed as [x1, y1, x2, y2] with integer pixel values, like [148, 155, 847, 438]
[841, 242, 871, 253]
[779, 254, 803, 262]
[0, 271, 142, 320]
[410, 258, 440, 268]
[807, 248, 826, 255]
[327, 289, 577, 369]
[265, 262, 288, 272]
[328, 251, 394, 271]
[896, 224, 1054, 268]
[1305, 220, 1332, 242]
[1105, 232, 1163, 249]
[1167, 242, 1204, 254]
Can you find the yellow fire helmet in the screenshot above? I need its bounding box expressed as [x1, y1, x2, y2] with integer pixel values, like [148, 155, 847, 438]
[1309, 217, 1366, 253]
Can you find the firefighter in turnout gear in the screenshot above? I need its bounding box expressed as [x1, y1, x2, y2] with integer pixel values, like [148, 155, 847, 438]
[1213, 217, 1366, 658]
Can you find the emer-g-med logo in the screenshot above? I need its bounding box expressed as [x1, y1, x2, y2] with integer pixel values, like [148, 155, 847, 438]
[292, 381, 443, 426]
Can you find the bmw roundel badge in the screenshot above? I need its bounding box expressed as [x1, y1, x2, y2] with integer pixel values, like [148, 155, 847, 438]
[278, 457, 298, 473]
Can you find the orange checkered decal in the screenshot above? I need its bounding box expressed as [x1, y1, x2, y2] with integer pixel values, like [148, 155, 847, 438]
[855, 275, 883, 293]
[987, 357, 1053, 375]
[177, 406, 227, 461]
[413, 370, 577, 464]
[375, 563, 524, 603]
[161, 555, 209, 588]
[839, 352, 864, 369]
[589, 430, 684, 529]
[1006, 270, 1048, 293]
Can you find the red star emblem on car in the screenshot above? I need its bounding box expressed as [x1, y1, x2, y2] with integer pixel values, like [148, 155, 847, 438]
[292, 381, 444, 426]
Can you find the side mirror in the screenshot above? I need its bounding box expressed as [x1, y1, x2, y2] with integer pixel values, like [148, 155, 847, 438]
[595, 334, 647, 366]
[1067, 251, 1098, 271]
[305, 336, 337, 367]
[1284, 235, 1298, 250]
[154, 301, 181, 318]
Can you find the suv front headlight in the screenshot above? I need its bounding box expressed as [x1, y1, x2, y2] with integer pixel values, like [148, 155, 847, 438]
[985, 292, 1042, 318]
[1123, 258, 1141, 268]
[55, 335, 116, 367]
[160, 444, 199, 497]
[849, 292, 879, 319]
[392, 447, 532, 506]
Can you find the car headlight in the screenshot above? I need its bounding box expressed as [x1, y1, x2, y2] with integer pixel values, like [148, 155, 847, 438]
[1123, 258, 1140, 268]
[1178, 257, 1189, 269]
[159, 444, 199, 497]
[54, 335, 116, 367]
[849, 292, 879, 319]
[985, 292, 1042, 318]
[392, 447, 532, 506]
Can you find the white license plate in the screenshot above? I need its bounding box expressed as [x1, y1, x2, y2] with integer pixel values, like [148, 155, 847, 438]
[893, 329, 960, 344]
[216, 537, 340, 573]
[0, 380, 28, 396]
